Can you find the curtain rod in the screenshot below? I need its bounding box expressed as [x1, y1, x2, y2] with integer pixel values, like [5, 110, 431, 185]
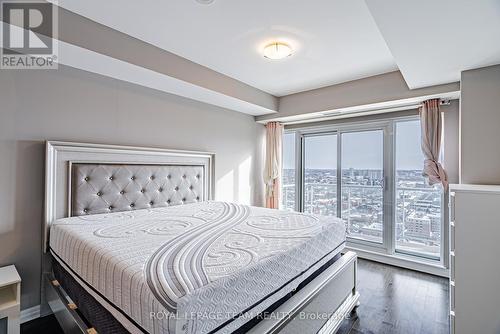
[267, 99, 453, 126]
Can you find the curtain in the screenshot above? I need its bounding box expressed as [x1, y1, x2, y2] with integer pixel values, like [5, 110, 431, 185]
[263, 122, 284, 209]
[420, 99, 448, 189]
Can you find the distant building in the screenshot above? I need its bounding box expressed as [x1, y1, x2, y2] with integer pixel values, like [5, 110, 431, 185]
[428, 213, 441, 235]
[405, 213, 431, 240]
[410, 199, 435, 212]
[283, 168, 442, 250]
[360, 223, 383, 238]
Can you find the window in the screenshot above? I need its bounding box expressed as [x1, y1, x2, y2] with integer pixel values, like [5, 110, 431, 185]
[281, 132, 296, 211]
[303, 134, 337, 216]
[395, 120, 442, 259]
[341, 130, 384, 244]
[282, 117, 444, 263]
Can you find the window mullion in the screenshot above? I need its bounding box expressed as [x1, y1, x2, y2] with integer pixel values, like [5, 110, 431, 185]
[385, 122, 396, 255]
[296, 131, 303, 212]
[336, 131, 342, 219]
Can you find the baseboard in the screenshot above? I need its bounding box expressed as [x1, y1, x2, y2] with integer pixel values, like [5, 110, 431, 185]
[20, 305, 41, 324]
[347, 246, 450, 278]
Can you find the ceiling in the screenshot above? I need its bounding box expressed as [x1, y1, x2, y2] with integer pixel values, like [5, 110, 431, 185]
[51, 0, 398, 96]
[365, 0, 500, 89]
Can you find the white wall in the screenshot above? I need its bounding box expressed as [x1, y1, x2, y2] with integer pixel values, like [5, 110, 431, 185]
[0, 65, 266, 310]
[460, 64, 500, 184]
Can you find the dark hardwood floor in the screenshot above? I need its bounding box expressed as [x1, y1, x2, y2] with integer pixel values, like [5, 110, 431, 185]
[338, 259, 449, 334]
[21, 312, 63, 334]
[21, 259, 449, 334]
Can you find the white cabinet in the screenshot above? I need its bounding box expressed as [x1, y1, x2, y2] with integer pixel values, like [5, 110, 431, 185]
[0, 265, 21, 334]
[449, 184, 500, 334]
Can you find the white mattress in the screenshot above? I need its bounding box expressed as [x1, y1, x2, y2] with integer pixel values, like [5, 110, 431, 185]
[49, 201, 345, 334]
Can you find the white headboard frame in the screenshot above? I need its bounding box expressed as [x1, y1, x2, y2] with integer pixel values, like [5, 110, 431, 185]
[44, 141, 215, 252]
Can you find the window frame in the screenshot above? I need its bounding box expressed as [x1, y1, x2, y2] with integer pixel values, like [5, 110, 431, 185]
[391, 118, 447, 263]
[300, 131, 338, 215]
[283, 115, 447, 268]
[281, 131, 300, 212]
[339, 127, 389, 248]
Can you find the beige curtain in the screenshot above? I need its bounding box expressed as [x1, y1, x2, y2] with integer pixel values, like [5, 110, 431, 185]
[420, 99, 448, 189]
[263, 122, 284, 209]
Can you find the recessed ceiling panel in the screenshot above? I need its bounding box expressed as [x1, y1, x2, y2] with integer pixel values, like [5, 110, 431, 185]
[52, 0, 397, 96]
[365, 0, 500, 89]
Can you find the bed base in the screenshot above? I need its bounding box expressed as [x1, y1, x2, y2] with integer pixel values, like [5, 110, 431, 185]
[44, 274, 93, 334]
[43, 251, 358, 334]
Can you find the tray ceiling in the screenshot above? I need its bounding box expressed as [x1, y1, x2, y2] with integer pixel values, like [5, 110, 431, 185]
[51, 0, 398, 96]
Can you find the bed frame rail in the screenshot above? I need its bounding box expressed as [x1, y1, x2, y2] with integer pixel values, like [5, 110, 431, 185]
[247, 251, 359, 334]
[44, 273, 91, 334]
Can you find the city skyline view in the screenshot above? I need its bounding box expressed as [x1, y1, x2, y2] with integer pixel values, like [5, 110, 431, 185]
[282, 167, 442, 259]
[282, 120, 443, 260]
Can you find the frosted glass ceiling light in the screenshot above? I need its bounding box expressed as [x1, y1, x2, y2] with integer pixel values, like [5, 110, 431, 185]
[263, 42, 293, 60]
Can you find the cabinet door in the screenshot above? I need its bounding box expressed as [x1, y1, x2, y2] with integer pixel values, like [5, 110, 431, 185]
[454, 191, 500, 334]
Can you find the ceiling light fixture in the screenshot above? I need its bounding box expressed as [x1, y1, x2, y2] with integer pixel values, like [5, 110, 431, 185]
[195, 0, 215, 4]
[263, 42, 293, 60]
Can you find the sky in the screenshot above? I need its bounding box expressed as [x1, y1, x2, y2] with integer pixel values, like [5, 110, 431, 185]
[283, 120, 424, 170]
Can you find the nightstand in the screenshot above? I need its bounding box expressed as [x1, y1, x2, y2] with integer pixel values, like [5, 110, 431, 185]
[0, 265, 21, 334]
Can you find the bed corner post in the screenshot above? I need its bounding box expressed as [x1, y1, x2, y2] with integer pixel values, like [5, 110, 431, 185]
[41, 141, 56, 318]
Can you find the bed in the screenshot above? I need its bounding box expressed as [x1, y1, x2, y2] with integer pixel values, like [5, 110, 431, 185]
[42, 141, 359, 334]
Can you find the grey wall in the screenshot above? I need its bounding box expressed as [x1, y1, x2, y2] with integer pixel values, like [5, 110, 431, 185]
[443, 100, 460, 184]
[285, 108, 419, 130]
[0, 65, 266, 310]
[257, 71, 460, 122]
[460, 64, 500, 184]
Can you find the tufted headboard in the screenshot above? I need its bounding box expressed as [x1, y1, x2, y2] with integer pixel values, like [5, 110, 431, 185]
[71, 164, 205, 216]
[44, 141, 215, 252]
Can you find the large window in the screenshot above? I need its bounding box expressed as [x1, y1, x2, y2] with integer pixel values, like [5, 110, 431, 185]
[341, 130, 384, 244]
[282, 118, 444, 263]
[303, 134, 338, 216]
[395, 120, 442, 259]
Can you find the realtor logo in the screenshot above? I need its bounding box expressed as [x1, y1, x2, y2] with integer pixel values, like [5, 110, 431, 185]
[1, 0, 58, 69]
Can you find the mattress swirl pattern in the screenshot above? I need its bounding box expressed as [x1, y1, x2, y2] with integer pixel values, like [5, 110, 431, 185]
[146, 202, 251, 312]
[49, 201, 345, 334]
